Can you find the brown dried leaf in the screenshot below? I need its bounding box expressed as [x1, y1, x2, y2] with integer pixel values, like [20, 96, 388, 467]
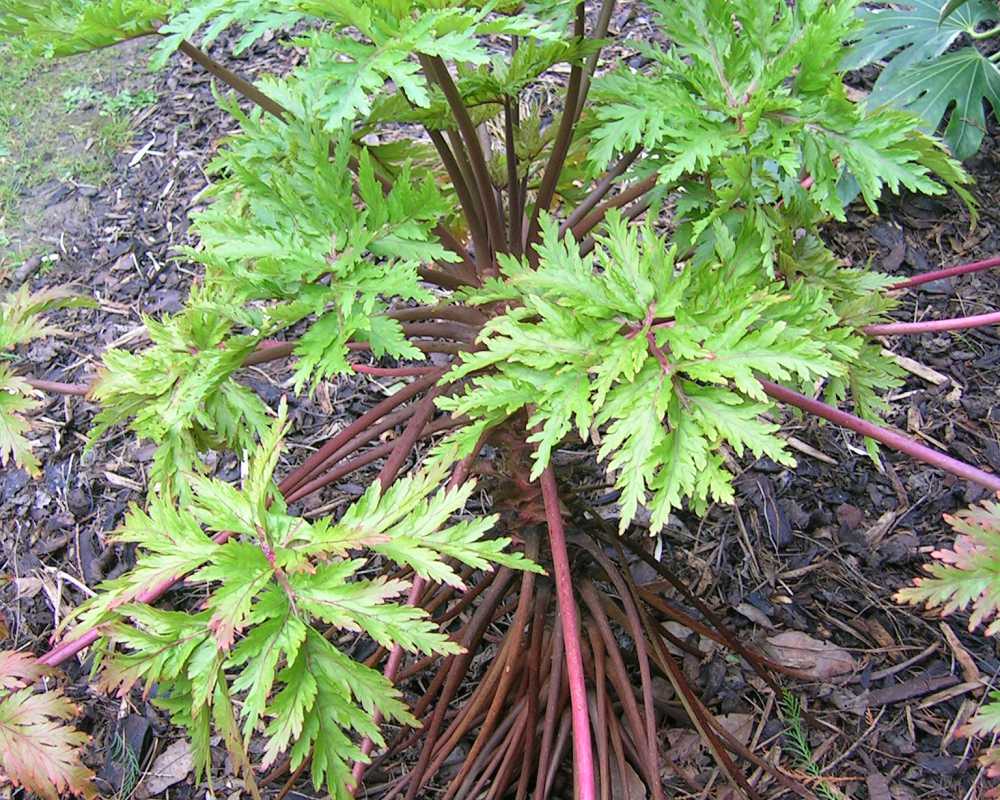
[764, 631, 856, 679]
[144, 739, 193, 795]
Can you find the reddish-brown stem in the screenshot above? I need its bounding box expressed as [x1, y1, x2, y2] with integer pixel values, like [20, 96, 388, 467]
[350, 364, 440, 377]
[539, 466, 596, 800]
[761, 379, 1000, 492]
[177, 40, 288, 120]
[525, 3, 586, 253]
[427, 56, 505, 260]
[560, 145, 641, 236]
[504, 99, 523, 256]
[377, 390, 442, 487]
[278, 370, 443, 496]
[864, 310, 1000, 336]
[25, 378, 90, 396]
[242, 341, 296, 367]
[347, 340, 467, 355]
[399, 320, 477, 341]
[387, 303, 485, 325]
[284, 416, 456, 504]
[570, 173, 657, 241]
[891, 254, 1000, 290]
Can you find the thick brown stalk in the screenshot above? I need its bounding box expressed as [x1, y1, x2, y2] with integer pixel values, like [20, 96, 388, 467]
[560, 146, 642, 236]
[426, 56, 505, 258]
[577, 0, 618, 113]
[505, 99, 523, 255]
[540, 466, 596, 800]
[863, 310, 1000, 336]
[761, 379, 1000, 492]
[347, 340, 467, 355]
[177, 40, 288, 120]
[424, 126, 492, 274]
[399, 320, 478, 341]
[525, 3, 586, 252]
[570, 173, 657, 241]
[284, 416, 456, 504]
[387, 303, 486, 325]
[278, 370, 442, 496]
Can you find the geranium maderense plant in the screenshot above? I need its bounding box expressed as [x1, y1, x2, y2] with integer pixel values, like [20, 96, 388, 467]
[2, 0, 1000, 798]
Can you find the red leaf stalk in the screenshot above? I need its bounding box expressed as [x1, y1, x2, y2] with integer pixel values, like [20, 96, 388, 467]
[891, 255, 1000, 290]
[540, 466, 596, 800]
[864, 310, 1000, 336]
[761, 380, 1000, 492]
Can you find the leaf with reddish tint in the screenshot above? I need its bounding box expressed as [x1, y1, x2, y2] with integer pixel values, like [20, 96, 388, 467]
[0, 686, 95, 800]
[0, 649, 49, 690]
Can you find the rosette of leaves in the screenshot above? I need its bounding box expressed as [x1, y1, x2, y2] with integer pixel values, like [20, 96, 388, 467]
[897, 499, 1000, 778]
[440, 212, 891, 533]
[843, 0, 1000, 160]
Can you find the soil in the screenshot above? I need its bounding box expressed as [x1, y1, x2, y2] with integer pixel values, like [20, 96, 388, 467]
[1, 10, 999, 800]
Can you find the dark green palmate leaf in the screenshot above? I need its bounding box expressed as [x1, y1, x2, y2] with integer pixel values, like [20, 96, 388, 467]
[871, 48, 1000, 161]
[843, 0, 1000, 158]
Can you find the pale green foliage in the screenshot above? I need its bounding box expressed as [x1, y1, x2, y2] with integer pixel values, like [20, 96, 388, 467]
[590, 0, 974, 266]
[68, 404, 535, 799]
[0, 286, 94, 475]
[897, 500, 1000, 770]
[0, 0, 167, 56]
[844, 0, 1000, 159]
[442, 212, 877, 532]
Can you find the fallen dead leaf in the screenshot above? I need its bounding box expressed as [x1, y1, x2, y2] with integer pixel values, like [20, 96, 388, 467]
[609, 758, 647, 800]
[715, 713, 754, 747]
[144, 739, 193, 796]
[764, 631, 856, 679]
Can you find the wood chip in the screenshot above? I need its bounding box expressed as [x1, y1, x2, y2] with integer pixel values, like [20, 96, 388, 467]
[882, 349, 951, 386]
[104, 471, 145, 492]
[940, 622, 980, 682]
[784, 434, 837, 465]
[864, 672, 959, 707]
[916, 680, 983, 710]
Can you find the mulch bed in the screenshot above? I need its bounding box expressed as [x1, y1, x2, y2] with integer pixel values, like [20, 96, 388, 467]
[2, 10, 999, 799]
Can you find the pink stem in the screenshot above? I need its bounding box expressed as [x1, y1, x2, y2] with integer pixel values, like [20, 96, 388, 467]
[863, 310, 1000, 336]
[891, 255, 1000, 290]
[760, 379, 1000, 492]
[540, 465, 596, 800]
[40, 529, 236, 666]
[350, 365, 441, 377]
